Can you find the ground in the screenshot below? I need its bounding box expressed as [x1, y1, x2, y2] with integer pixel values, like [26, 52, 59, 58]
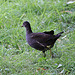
[0, 0, 75, 75]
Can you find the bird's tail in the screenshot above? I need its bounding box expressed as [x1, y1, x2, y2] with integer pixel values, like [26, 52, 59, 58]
[55, 31, 64, 40]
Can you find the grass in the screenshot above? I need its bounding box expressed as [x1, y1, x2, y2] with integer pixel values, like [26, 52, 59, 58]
[0, 0, 75, 75]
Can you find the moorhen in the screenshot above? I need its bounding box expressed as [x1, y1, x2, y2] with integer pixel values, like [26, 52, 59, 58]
[21, 21, 63, 57]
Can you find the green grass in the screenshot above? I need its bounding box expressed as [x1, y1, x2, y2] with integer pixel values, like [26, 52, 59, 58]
[0, 0, 75, 75]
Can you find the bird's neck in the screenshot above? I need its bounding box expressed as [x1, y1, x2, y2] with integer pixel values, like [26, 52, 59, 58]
[26, 27, 32, 34]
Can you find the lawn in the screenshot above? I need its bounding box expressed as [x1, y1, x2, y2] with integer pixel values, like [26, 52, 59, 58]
[0, 0, 75, 75]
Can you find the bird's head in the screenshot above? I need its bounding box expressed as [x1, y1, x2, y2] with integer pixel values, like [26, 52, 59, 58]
[21, 21, 30, 27]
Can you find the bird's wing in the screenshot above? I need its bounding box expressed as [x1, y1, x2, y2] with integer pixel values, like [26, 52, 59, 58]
[43, 30, 54, 35]
[30, 32, 55, 43]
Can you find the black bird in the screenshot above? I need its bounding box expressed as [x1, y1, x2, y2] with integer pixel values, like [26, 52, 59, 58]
[21, 21, 63, 57]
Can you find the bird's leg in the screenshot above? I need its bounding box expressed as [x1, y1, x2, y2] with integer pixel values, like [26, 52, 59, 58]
[43, 51, 46, 57]
[50, 48, 52, 57]
[47, 46, 52, 57]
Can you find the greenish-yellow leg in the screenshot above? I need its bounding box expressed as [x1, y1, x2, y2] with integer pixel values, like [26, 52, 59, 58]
[47, 46, 52, 57]
[50, 48, 52, 57]
[43, 51, 46, 57]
